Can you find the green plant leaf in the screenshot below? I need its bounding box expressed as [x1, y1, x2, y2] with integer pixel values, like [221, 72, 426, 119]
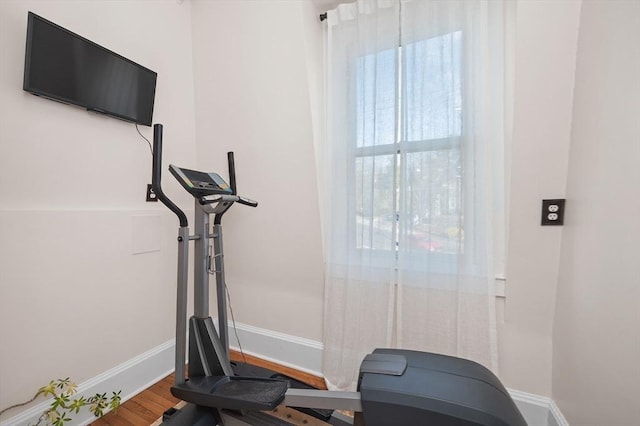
[51, 394, 70, 410]
[56, 378, 71, 390]
[64, 381, 78, 396]
[39, 381, 57, 397]
[109, 395, 121, 411]
[69, 396, 87, 414]
[52, 410, 71, 426]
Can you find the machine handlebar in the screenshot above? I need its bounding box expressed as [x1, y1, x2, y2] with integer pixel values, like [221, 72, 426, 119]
[225, 152, 257, 207]
[199, 195, 258, 208]
[152, 124, 188, 227]
[236, 196, 258, 208]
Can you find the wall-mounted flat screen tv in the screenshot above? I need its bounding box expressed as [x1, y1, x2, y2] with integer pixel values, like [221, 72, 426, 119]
[23, 12, 157, 126]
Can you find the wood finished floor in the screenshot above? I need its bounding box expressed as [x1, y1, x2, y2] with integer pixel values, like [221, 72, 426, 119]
[91, 351, 326, 425]
[91, 374, 179, 426]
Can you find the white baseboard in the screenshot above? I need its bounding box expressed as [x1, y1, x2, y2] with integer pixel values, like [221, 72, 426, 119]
[224, 320, 324, 377]
[1, 324, 569, 426]
[0, 340, 175, 426]
[507, 388, 569, 426]
[548, 398, 570, 426]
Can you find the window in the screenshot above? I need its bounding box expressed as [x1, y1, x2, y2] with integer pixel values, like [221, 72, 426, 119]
[323, 0, 510, 389]
[354, 32, 465, 265]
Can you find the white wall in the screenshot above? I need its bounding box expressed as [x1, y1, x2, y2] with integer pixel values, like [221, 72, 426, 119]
[0, 0, 196, 417]
[189, 0, 325, 341]
[552, 1, 640, 424]
[499, 0, 582, 396]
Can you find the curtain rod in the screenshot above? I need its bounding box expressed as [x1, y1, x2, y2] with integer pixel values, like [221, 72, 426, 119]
[319, 12, 328, 22]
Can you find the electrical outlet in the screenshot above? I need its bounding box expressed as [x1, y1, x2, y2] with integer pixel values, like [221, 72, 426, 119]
[146, 184, 158, 202]
[541, 199, 565, 226]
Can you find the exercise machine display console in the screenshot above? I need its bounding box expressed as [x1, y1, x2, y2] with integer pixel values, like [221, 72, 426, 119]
[169, 164, 258, 212]
[169, 165, 233, 197]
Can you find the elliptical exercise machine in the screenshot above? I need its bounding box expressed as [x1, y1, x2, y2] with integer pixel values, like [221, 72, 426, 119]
[151, 123, 527, 426]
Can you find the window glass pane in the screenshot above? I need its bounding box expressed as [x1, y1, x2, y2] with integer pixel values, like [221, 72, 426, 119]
[354, 31, 464, 260]
[404, 31, 462, 141]
[355, 154, 396, 250]
[356, 48, 397, 148]
[400, 149, 463, 255]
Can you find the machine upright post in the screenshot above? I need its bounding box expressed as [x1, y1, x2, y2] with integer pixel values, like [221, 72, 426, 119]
[151, 123, 190, 386]
[212, 223, 229, 354]
[193, 203, 209, 318]
[174, 226, 189, 385]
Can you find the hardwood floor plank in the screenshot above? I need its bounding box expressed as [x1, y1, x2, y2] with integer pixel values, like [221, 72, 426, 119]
[147, 381, 179, 404]
[113, 406, 152, 426]
[120, 399, 162, 423]
[91, 412, 134, 426]
[129, 391, 174, 414]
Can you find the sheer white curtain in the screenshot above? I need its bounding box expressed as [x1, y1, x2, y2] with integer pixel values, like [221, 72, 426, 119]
[323, 0, 510, 391]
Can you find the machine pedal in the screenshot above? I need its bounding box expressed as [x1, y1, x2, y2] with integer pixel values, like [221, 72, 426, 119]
[171, 376, 288, 412]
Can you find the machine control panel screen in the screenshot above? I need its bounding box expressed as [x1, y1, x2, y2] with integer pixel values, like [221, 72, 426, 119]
[169, 165, 233, 197]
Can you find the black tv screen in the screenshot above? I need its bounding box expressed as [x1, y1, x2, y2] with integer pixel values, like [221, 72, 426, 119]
[23, 12, 157, 126]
